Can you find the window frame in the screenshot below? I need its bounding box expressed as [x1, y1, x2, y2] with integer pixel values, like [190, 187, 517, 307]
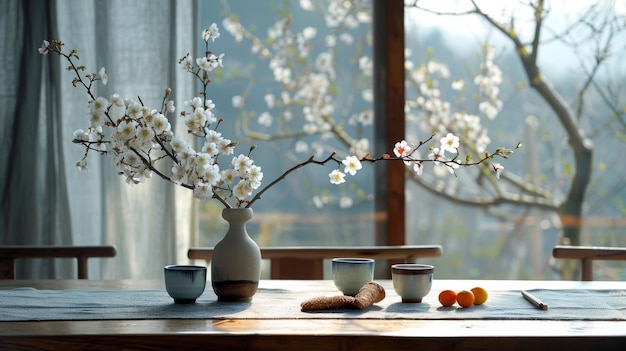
[373, 0, 405, 246]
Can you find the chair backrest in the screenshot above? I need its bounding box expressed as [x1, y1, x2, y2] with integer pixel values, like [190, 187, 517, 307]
[0, 245, 117, 279]
[552, 245, 626, 281]
[188, 245, 443, 279]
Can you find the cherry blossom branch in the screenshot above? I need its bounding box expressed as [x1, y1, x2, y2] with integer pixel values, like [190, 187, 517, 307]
[45, 21, 519, 212]
[245, 152, 343, 207]
[45, 41, 116, 126]
[246, 137, 519, 208]
[128, 146, 233, 208]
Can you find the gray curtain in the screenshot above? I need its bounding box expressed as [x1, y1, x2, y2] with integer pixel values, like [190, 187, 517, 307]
[1, 0, 73, 277]
[1, 0, 197, 279]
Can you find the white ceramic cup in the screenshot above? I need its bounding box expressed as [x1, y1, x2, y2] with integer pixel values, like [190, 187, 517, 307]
[332, 258, 375, 296]
[391, 263, 434, 303]
[164, 265, 207, 304]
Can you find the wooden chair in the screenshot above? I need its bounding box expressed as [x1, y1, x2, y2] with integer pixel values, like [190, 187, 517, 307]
[0, 245, 117, 279]
[188, 245, 442, 279]
[552, 245, 626, 281]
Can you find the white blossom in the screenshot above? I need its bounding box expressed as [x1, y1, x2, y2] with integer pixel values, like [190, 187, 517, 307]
[439, 133, 459, 154]
[98, 67, 108, 85]
[233, 179, 253, 200]
[202, 23, 221, 42]
[38, 40, 50, 55]
[193, 182, 213, 200]
[171, 136, 189, 154]
[232, 95, 244, 108]
[342, 156, 362, 176]
[328, 169, 346, 184]
[258, 112, 273, 127]
[339, 196, 353, 208]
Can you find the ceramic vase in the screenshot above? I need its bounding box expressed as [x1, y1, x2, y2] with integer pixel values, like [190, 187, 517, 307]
[211, 207, 261, 302]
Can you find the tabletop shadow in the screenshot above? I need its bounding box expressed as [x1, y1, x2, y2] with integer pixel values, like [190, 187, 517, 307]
[301, 305, 384, 315]
[386, 301, 431, 313]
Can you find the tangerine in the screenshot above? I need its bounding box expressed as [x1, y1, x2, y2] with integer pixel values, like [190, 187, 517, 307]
[471, 286, 488, 305]
[438, 290, 457, 307]
[456, 290, 475, 308]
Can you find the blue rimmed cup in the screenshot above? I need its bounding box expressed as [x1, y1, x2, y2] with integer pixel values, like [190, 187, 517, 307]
[331, 258, 375, 296]
[164, 265, 207, 304]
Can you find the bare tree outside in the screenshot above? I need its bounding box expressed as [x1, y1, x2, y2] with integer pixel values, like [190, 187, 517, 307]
[407, 0, 626, 278]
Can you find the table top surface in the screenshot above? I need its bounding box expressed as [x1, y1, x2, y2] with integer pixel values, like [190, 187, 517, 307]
[1, 279, 625, 351]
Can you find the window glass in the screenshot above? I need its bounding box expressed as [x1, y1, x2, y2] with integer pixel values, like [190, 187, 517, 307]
[198, 1, 626, 281]
[404, 1, 626, 280]
[198, 1, 375, 260]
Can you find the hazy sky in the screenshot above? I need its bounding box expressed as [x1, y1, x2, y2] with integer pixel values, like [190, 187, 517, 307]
[406, 0, 626, 76]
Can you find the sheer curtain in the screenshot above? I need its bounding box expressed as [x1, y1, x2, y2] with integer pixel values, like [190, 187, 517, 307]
[1, 0, 197, 279]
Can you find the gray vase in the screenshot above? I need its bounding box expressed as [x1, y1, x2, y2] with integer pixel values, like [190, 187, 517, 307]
[211, 208, 261, 302]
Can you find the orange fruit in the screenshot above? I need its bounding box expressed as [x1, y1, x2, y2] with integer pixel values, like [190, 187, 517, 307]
[471, 287, 488, 305]
[438, 290, 457, 307]
[456, 290, 475, 308]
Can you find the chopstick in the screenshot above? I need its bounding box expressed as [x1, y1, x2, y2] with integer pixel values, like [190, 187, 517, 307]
[521, 290, 548, 310]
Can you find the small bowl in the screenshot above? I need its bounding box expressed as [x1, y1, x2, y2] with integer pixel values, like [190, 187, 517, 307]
[164, 265, 207, 304]
[391, 263, 434, 303]
[332, 258, 375, 296]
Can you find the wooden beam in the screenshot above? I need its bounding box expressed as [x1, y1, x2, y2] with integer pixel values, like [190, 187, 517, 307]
[373, 0, 405, 246]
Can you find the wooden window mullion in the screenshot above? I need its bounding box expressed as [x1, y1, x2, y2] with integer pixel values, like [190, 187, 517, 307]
[373, 0, 405, 247]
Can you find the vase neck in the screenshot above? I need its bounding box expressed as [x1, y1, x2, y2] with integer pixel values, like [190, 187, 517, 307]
[222, 208, 253, 222]
[222, 208, 253, 236]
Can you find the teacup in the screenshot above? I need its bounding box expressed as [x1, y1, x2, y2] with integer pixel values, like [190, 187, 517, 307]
[391, 263, 434, 303]
[332, 258, 374, 296]
[164, 265, 207, 304]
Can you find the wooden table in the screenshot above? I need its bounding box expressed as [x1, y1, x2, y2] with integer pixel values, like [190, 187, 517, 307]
[1, 279, 625, 350]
